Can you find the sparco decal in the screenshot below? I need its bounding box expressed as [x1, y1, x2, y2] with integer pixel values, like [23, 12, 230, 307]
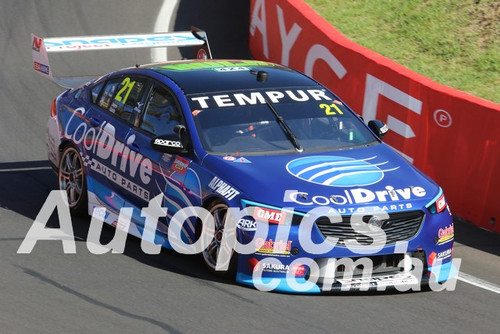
[64, 108, 153, 186]
[154, 138, 182, 148]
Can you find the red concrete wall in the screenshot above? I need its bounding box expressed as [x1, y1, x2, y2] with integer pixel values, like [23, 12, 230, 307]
[249, 0, 500, 232]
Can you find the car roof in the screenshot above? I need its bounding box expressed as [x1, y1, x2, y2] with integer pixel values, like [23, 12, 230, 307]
[138, 59, 320, 95]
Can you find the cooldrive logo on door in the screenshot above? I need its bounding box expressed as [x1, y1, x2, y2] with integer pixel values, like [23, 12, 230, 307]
[286, 156, 399, 187]
[64, 108, 153, 200]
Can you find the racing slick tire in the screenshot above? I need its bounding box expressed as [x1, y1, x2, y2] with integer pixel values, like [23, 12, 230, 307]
[200, 200, 237, 278]
[58, 145, 88, 216]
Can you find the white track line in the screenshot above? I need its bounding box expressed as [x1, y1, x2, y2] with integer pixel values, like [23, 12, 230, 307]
[151, 0, 179, 62]
[458, 272, 500, 294]
[0, 166, 52, 172]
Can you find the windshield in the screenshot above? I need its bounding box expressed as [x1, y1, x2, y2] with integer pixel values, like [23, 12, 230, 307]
[189, 87, 378, 154]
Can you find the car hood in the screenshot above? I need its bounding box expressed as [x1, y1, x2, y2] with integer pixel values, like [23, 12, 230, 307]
[202, 143, 439, 213]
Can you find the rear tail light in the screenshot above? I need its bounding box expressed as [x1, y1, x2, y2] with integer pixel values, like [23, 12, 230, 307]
[50, 98, 57, 117]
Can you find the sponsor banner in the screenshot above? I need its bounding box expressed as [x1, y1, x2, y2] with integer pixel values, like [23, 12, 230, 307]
[188, 88, 332, 109]
[43, 32, 204, 52]
[249, 0, 500, 232]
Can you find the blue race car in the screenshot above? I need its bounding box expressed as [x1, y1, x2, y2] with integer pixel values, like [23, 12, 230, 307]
[35, 29, 454, 293]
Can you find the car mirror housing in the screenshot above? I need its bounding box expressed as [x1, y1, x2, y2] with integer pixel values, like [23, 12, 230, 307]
[151, 134, 188, 155]
[174, 124, 189, 148]
[368, 120, 389, 140]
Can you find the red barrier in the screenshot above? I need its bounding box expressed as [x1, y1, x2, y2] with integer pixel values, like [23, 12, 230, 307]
[249, 0, 500, 232]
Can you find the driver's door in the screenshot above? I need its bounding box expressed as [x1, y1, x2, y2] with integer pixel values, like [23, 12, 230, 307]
[125, 82, 198, 244]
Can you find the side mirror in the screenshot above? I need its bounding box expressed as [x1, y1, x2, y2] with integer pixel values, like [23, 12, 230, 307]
[368, 120, 389, 140]
[174, 124, 189, 147]
[151, 134, 187, 155]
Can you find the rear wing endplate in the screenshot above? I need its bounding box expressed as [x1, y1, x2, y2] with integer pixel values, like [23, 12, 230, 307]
[31, 27, 212, 88]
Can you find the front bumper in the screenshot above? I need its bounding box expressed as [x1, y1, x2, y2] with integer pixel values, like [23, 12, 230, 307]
[233, 205, 455, 293]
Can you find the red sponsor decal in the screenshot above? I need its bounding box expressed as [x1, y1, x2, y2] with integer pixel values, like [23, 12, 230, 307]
[428, 248, 453, 266]
[254, 206, 287, 225]
[292, 264, 306, 277]
[248, 257, 259, 271]
[172, 156, 189, 175]
[436, 194, 446, 213]
[32, 37, 42, 52]
[438, 224, 454, 239]
[255, 238, 292, 255]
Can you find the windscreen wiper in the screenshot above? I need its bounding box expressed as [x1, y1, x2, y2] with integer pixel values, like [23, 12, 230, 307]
[264, 99, 303, 152]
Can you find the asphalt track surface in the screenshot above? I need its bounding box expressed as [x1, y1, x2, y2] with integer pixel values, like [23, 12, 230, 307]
[1, 1, 499, 333]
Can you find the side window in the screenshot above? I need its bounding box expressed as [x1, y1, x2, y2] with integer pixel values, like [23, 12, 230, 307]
[91, 81, 104, 103]
[140, 85, 183, 136]
[97, 76, 148, 124]
[97, 79, 120, 109]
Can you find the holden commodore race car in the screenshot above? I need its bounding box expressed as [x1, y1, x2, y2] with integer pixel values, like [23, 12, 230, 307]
[32, 29, 455, 293]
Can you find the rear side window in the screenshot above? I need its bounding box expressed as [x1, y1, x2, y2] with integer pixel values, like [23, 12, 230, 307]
[97, 76, 148, 124]
[91, 82, 104, 103]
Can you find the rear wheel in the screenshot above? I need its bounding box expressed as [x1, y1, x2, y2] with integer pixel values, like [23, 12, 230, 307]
[58, 146, 87, 215]
[201, 200, 237, 277]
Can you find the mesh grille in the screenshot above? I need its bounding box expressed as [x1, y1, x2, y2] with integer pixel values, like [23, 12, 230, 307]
[315, 210, 424, 246]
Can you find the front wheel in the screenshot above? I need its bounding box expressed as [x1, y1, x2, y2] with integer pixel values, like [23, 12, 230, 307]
[201, 200, 237, 278]
[58, 145, 88, 215]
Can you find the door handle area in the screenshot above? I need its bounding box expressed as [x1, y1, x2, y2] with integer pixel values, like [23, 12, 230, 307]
[127, 142, 140, 151]
[89, 117, 101, 127]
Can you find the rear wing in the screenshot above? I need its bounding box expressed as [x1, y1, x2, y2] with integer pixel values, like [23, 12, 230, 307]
[31, 27, 212, 88]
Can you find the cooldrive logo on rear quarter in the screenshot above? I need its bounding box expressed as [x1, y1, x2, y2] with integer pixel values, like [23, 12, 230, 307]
[286, 156, 399, 187]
